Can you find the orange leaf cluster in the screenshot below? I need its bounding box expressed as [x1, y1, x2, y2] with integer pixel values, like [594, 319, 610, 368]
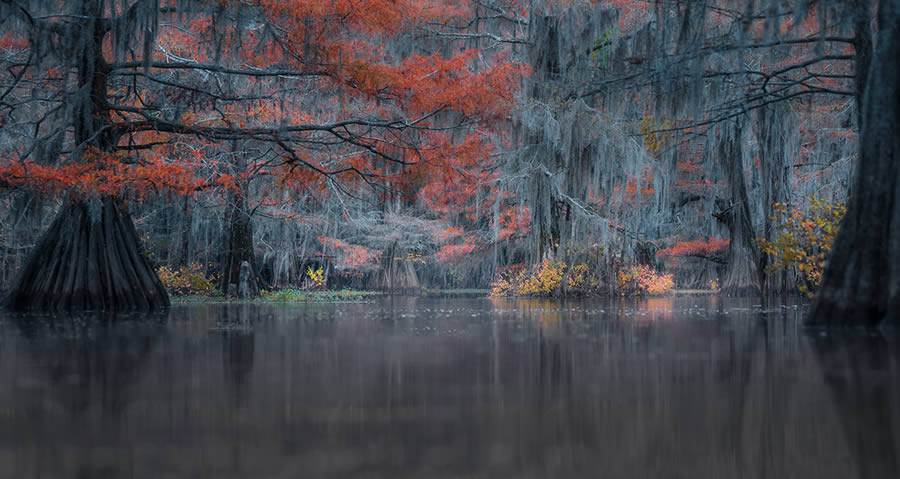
[0, 149, 202, 199]
[657, 238, 730, 263]
[497, 205, 531, 241]
[435, 236, 479, 264]
[318, 236, 380, 269]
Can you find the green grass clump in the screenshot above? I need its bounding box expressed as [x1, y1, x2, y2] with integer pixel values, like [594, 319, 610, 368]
[170, 289, 377, 304]
[262, 288, 375, 303]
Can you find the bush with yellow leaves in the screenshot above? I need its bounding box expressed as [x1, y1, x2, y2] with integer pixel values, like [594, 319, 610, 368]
[157, 263, 217, 296]
[758, 196, 846, 296]
[490, 261, 604, 297]
[491, 260, 566, 297]
[306, 266, 326, 290]
[617, 264, 675, 296]
[516, 260, 567, 296]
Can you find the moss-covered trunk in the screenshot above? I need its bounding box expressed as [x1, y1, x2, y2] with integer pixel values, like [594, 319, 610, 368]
[5, 3, 170, 311]
[368, 243, 420, 293]
[718, 125, 762, 297]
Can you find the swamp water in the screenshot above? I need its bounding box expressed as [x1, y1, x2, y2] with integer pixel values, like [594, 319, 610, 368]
[0, 296, 897, 478]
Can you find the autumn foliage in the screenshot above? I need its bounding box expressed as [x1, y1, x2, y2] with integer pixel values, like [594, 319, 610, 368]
[657, 238, 730, 264]
[0, 148, 202, 199]
[0, 0, 868, 304]
[617, 265, 675, 297]
[491, 260, 569, 297]
[758, 197, 846, 296]
[157, 263, 217, 296]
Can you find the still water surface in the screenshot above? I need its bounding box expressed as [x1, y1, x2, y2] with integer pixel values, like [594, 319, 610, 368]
[0, 296, 897, 478]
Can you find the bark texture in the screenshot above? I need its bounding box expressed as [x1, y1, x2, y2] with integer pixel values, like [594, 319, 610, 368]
[4, 198, 170, 312]
[220, 193, 260, 298]
[757, 101, 795, 295]
[808, 1, 900, 326]
[526, 15, 563, 263]
[368, 243, 420, 293]
[718, 126, 762, 296]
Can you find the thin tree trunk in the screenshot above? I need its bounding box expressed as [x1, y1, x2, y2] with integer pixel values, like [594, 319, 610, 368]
[177, 196, 191, 267]
[808, 1, 900, 326]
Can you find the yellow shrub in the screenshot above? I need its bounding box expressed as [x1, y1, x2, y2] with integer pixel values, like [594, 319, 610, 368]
[566, 263, 590, 289]
[490, 276, 514, 297]
[157, 263, 217, 296]
[617, 264, 674, 296]
[517, 260, 566, 296]
[306, 266, 325, 290]
[758, 196, 845, 296]
[492, 261, 606, 297]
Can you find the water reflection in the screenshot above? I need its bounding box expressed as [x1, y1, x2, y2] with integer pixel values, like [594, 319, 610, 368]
[0, 297, 896, 478]
[811, 332, 900, 479]
[2, 313, 165, 478]
[215, 304, 257, 406]
[12, 313, 164, 417]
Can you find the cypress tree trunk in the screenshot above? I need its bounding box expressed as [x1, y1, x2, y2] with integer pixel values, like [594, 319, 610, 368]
[368, 243, 420, 293]
[2, 2, 173, 312]
[219, 141, 260, 298]
[851, 0, 873, 132]
[808, 1, 900, 326]
[220, 192, 260, 298]
[525, 14, 563, 263]
[4, 198, 170, 311]
[757, 102, 795, 295]
[718, 125, 762, 296]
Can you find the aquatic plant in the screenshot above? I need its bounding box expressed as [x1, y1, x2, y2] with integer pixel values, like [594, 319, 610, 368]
[259, 288, 373, 303]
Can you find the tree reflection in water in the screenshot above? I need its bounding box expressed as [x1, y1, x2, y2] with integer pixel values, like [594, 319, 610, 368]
[0, 297, 896, 478]
[811, 332, 899, 479]
[8, 313, 165, 477]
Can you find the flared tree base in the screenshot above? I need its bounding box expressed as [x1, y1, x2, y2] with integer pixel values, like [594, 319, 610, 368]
[368, 244, 420, 294]
[719, 253, 761, 297]
[719, 283, 762, 297]
[4, 198, 170, 312]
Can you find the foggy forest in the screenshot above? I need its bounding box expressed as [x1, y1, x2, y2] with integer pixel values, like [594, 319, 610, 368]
[0, 0, 898, 319]
[1, 1, 900, 478]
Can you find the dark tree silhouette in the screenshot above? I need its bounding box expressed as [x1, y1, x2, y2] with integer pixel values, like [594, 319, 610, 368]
[808, 0, 900, 326]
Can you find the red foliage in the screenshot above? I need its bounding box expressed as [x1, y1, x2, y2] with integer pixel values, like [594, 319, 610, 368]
[0, 0, 528, 232]
[657, 237, 730, 263]
[433, 226, 464, 243]
[498, 205, 531, 241]
[0, 148, 201, 199]
[318, 236, 380, 269]
[435, 235, 479, 264]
